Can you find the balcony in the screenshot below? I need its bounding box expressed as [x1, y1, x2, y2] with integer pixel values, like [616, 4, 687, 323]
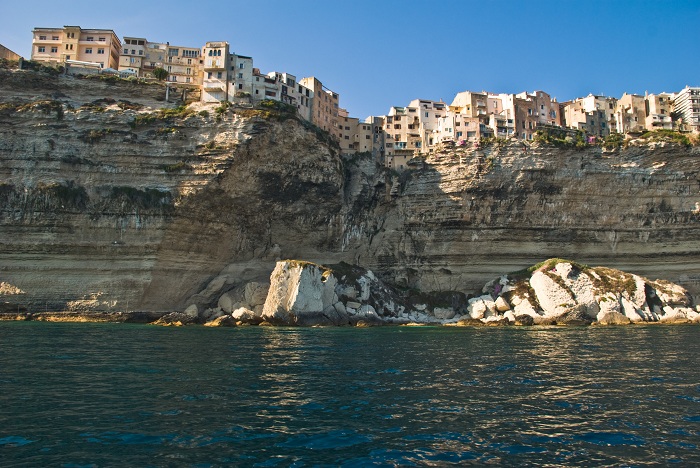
[202, 81, 225, 91]
[203, 60, 225, 71]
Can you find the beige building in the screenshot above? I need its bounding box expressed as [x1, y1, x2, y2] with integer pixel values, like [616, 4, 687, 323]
[164, 44, 202, 85]
[32, 26, 121, 69]
[614, 93, 646, 133]
[645, 92, 673, 130]
[384, 106, 423, 153]
[336, 109, 373, 154]
[406, 99, 446, 151]
[0, 44, 21, 61]
[672, 86, 700, 132]
[562, 94, 616, 136]
[299, 77, 340, 137]
[201, 41, 230, 102]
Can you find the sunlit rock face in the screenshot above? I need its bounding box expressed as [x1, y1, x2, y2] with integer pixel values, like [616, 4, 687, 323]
[479, 259, 697, 325]
[1, 68, 700, 314]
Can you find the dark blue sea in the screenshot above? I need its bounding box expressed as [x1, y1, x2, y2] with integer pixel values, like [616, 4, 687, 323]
[1, 322, 699, 466]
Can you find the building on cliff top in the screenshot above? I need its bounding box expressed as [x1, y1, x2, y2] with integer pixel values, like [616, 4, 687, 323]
[119, 37, 202, 86]
[673, 86, 700, 132]
[31, 26, 121, 69]
[0, 44, 21, 61]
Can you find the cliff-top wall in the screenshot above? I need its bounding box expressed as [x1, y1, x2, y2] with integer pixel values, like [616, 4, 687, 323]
[1, 68, 699, 312]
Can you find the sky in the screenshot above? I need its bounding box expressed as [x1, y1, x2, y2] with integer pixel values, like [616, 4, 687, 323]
[3, 0, 699, 119]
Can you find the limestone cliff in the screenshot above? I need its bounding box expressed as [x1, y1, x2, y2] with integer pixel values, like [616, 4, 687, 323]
[1, 68, 699, 313]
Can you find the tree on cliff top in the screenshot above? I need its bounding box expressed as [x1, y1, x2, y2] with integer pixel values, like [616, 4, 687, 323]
[153, 67, 168, 81]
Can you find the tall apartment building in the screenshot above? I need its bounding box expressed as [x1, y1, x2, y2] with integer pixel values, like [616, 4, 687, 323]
[201, 41, 230, 102]
[31, 26, 121, 69]
[299, 77, 340, 137]
[673, 86, 700, 132]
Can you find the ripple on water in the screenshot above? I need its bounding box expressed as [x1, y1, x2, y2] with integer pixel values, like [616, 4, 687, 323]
[276, 430, 372, 450]
[0, 436, 35, 447]
[574, 431, 646, 447]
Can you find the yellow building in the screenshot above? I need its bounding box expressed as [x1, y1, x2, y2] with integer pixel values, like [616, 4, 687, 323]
[31, 26, 121, 69]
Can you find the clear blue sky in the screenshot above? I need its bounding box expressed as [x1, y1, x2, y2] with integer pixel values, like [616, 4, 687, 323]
[3, 0, 699, 119]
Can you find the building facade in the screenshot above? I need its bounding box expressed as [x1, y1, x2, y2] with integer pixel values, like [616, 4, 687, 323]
[32, 26, 121, 69]
[673, 86, 700, 132]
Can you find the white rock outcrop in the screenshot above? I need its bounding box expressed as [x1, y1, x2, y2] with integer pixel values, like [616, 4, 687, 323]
[261, 261, 348, 326]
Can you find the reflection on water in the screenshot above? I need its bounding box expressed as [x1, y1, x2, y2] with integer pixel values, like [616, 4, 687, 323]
[0, 323, 699, 466]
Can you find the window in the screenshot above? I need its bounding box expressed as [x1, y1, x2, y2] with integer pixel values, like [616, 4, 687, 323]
[366, 135, 371, 139]
[39, 35, 47, 40]
[87, 37, 94, 41]
[97, 48, 104, 54]
[238, 73, 243, 79]
[186, 77, 191, 83]
[239, 63, 244, 69]
[139, 50, 143, 55]
[51, 47, 57, 53]
[52, 36, 58, 41]
[131, 49, 135, 55]
[345, 136, 350, 140]
[123, 48, 128, 54]
[238, 84, 243, 89]
[37, 46, 45, 53]
[187, 58, 191, 64]
[217, 72, 222, 79]
[457, 131, 463, 137]
[98, 37, 106, 42]
[425, 112, 429, 117]
[207, 72, 212, 79]
[186, 68, 191, 74]
[86, 47, 93, 53]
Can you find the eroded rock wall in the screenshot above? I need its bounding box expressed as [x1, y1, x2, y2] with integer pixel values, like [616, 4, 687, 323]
[1, 68, 699, 312]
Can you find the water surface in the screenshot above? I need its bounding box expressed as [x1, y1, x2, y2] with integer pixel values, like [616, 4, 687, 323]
[0, 323, 699, 466]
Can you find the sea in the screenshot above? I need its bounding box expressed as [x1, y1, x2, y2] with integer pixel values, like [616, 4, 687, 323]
[0, 322, 699, 467]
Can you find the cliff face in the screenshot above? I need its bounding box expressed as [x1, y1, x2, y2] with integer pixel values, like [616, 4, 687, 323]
[1, 69, 699, 312]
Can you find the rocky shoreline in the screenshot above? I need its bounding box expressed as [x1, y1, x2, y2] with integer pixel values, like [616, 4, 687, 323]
[3, 258, 698, 328]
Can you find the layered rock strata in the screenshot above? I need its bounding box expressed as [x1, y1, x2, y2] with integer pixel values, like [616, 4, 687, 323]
[1, 68, 700, 313]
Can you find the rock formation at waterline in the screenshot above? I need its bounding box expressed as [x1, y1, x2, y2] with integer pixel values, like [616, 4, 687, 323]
[1, 67, 700, 315]
[232, 259, 696, 327]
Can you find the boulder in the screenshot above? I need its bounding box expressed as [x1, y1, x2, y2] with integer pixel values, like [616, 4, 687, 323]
[204, 315, 237, 327]
[217, 292, 237, 313]
[530, 271, 574, 316]
[513, 298, 539, 317]
[503, 310, 516, 323]
[232, 307, 262, 324]
[495, 296, 511, 312]
[452, 318, 484, 327]
[468, 298, 487, 319]
[261, 261, 341, 326]
[183, 304, 199, 318]
[659, 308, 690, 324]
[513, 314, 534, 326]
[433, 307, 456, 320]
[152, 312, 197, 326]
[244, 282, 269, 308]
[555, 304, 594, 325]
[595, 311, 631, 325]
